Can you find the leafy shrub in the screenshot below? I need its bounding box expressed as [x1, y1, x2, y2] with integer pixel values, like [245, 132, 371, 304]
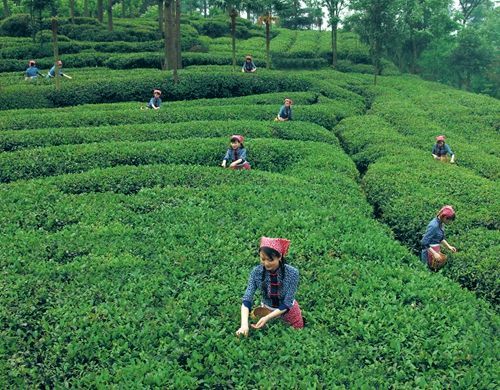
[0, 119, 337, 152]
[337, 113, 500, 306]
[0, 71, 314, 110]
[0, 14, 31, 37]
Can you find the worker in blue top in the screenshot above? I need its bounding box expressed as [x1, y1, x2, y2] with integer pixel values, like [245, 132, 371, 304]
[47, 60, 72, 79]
[275, 98, 293, 122]
[25, 60, 44, 80]
[242, 55, 257, 73]
[432, 135, 455, 163]
[420, 205, 457, 270]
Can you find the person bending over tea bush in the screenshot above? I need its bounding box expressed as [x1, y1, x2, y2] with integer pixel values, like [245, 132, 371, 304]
[275, 98, 293, 122]
[141, 89, 162, 110]
[420, 205, 457, 271]
[221, 135, 250, 170]
[242, 55, 257, 73]
[432, 135, 455, 163]
[24, 60, 44, 80]
[236, 237, 304, 337]
[47, 60, 72, 79]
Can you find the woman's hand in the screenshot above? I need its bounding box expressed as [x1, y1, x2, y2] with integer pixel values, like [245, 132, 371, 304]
[236, 325, 249, 337]
[221, 161, 226, 168]
[251, 316, 268, 329]
[448, 246, 457, 253]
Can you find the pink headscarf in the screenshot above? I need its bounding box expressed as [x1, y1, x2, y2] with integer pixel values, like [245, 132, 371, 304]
[260, 237, 291, 256]
[153, 89, 162, 95]
[436, 135, 445, 142]
[231, 135, 244, 143]
[438, 205, 455, 219]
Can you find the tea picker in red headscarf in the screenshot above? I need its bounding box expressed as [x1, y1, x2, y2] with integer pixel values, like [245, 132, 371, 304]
[432, 135, 455, 163]
[221, 134, 251, 170]
[25, 60, 44, 80]
[420, 205, 458, 271]
[236, 237, 304, 337]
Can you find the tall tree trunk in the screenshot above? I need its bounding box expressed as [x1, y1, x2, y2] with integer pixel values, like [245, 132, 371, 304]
[230, 8, 237, 72]
[372, 38, 381, 85]
[84, 0, 90, 17]
[70, 0, 75, 23]
[107, 0, 113, 31]
[165, 0, 176, 70]
[175, 0, 181, 71]
[158, 0, 163, 37]
[122, 0, 125, 17]
[97, 0, 104, 23]
[265, 16, 270, 69]
[2, 0, 10, 17]
[332, 23, 338, 67]
[246, 7, 251, 20]
[52, 18, 60, 91]
[464, 72, 471, 91]
[203, 0, 207, 17]
[411, 35, 417, 74]
[163, 0, 168, 70]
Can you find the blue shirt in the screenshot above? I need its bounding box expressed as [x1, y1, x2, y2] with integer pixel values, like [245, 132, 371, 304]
[48, 65, 63, 77]
[223, 147, 247, 164]
[242, 264, 300, 311]
[432, 143, 454, 157]
[25, 66, 40, 77]
[242, 61, 256, 72]
[278, 105, 292, 120]
[148, 97, 161, 108]
[421, 217, 445, 249]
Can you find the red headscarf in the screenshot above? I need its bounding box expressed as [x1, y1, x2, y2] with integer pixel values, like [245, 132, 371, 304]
[230, 135, 244, 143]
[260, 237, 291, 256]
[438, 205, 455, 219]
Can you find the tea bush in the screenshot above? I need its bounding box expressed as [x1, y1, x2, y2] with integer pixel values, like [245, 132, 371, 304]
[0, 120, 337, 152]
[336, 114, 500, 305]
[0, 160, 497, 387]
[0, 71, 314, 110]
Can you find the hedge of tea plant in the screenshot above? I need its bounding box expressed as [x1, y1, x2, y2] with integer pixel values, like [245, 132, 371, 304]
[1, 156, 498, 387]
[336, 113, 500, 305]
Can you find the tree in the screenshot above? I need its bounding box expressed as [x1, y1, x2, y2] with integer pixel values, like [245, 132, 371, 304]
[70, 0, 75, 23]
[97, 0, 104, 22]
[450, 28, 492, 90]
[323, 0, 347, 67]
[158, 0, 163, 34]
[457, 0, 485, 25]
[215, 0, 241, 71]
[255, 0, 284, 69]
[349, 0, 399, 84]
[2, 0, 11, 17]
[163, 0, 182, 81]
[83, 0, 90, 17]
[304, 0, 324, 30]
[107, 0, 113, 31]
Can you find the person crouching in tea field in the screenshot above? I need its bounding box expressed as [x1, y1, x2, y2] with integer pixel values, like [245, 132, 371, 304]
[47, 60, 72, 79]
[275, 98, 293, 122]
[221, 135, 250, 170]
[420, 205, 457, 271]
[143, 89, 162, 110]
[25, 60, 44, 80]
[236, 237, 304, 337]
[432, 135, 455, 163]
[242, 55, 257, 73]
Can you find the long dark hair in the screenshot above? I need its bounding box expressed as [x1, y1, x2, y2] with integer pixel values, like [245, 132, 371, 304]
[259, 246, 286, 300]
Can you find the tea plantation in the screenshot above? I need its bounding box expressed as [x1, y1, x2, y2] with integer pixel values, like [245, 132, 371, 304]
[0, 19, 498, 388]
